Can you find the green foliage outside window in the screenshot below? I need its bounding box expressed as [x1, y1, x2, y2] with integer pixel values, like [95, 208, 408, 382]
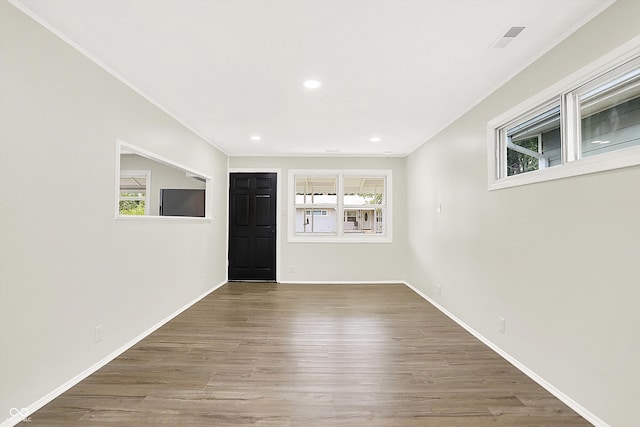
[119, 193, 146, 215]
[119, 200, 145, 215]
[507, 137, 539, 176]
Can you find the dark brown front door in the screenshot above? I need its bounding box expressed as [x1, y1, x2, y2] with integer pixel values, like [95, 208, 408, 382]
[228, 173, 277, 281]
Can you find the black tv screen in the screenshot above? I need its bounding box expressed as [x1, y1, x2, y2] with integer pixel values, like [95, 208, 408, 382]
[159, 189, 205, 217]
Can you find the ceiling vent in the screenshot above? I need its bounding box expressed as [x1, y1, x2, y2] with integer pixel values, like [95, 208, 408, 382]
[493, 26, 526, 48]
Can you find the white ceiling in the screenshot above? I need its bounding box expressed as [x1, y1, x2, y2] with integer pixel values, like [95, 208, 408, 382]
[12, 0, 613, 157]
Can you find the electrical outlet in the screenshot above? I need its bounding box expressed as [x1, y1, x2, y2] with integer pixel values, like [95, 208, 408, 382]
[95, 325, 103, 343]
[498, 317, 506, 334]
[290, 265, 296, 274]
[437, 203, 442, 214]
[436, 283, 442, 295]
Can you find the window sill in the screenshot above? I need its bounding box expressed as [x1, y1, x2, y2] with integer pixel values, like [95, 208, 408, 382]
[288, 234, 392, 244]
[116, 215, 212, 222]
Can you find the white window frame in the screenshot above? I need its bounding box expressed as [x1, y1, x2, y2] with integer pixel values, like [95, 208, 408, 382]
[500, 101, 560, 178]
[288, 169, 392, 243]
[119, 169, 151, 215]
[488, 37, 640, 190]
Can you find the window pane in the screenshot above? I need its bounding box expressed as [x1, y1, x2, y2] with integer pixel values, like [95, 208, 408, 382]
[343, 208, 384, 234]
[119, 176, 147, 191]
[343, 176, 384, 205]
[507, 137, 539, 175]
[295, 176, 337, 204]
[505, 106, 561, 176]
[580, 67, 640, 158]
[119, 200, 145, 215]
[120, 191, 146, 199]
[295, 208, 337, 233]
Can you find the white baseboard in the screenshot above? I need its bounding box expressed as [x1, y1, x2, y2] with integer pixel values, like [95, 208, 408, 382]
[277, 280, 403, 285]
[402, 281, 609, 427]
[1, 280, 227, 427]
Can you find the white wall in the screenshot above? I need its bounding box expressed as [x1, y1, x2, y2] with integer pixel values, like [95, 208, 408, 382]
[0, 2, 228, 423]
[229, 156, 407, 283]
[405, 1, 640, 426]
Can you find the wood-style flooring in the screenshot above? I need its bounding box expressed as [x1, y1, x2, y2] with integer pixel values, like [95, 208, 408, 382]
[29, 283, 591, 426]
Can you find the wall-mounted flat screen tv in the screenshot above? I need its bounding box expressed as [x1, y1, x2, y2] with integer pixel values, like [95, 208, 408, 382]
[159, 189, 205, 217]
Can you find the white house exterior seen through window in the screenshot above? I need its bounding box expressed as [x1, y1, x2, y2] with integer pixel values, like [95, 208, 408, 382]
[289, 170, 391, 242]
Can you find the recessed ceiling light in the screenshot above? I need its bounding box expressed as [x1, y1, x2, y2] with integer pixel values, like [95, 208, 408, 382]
[325, 148, 340, 153]
[383, 151, 393, 156]
[250, 135, 261, 141]
[370, 137, 381, 142]
[303, 80, 322, 89]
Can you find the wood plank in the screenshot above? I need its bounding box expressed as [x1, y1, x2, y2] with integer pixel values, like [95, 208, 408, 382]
[28, 283, 591, 426]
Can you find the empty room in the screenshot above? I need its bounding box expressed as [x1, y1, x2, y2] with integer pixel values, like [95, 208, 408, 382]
[1, 0, 639, 426]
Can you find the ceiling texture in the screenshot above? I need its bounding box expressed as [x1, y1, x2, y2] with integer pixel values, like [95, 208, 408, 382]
[12, 0, 614, 157]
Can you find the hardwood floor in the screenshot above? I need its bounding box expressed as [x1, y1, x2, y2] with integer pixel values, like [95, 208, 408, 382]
[30, 283, 591, 426]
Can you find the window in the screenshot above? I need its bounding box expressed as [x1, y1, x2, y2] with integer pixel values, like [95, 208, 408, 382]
[294, 175, 337, 233]
[290, 170, 391, 242]
[503, 103, 561, 177]
[575, 65, 640, 158]
[343, 176, 385, 234]
[489, 51, 640, 189]
[119, 170, 150, 215]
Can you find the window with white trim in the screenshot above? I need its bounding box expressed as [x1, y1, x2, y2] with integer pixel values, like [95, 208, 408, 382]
[119, 170, 150, 215]
[343, 176, 385, 235]
[502, 102, 561, 177]
[294, 175, 337, 233]
[574, 63, 640, 158]
[489, 52, 640, 189]
[290, 170, 391, 242]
